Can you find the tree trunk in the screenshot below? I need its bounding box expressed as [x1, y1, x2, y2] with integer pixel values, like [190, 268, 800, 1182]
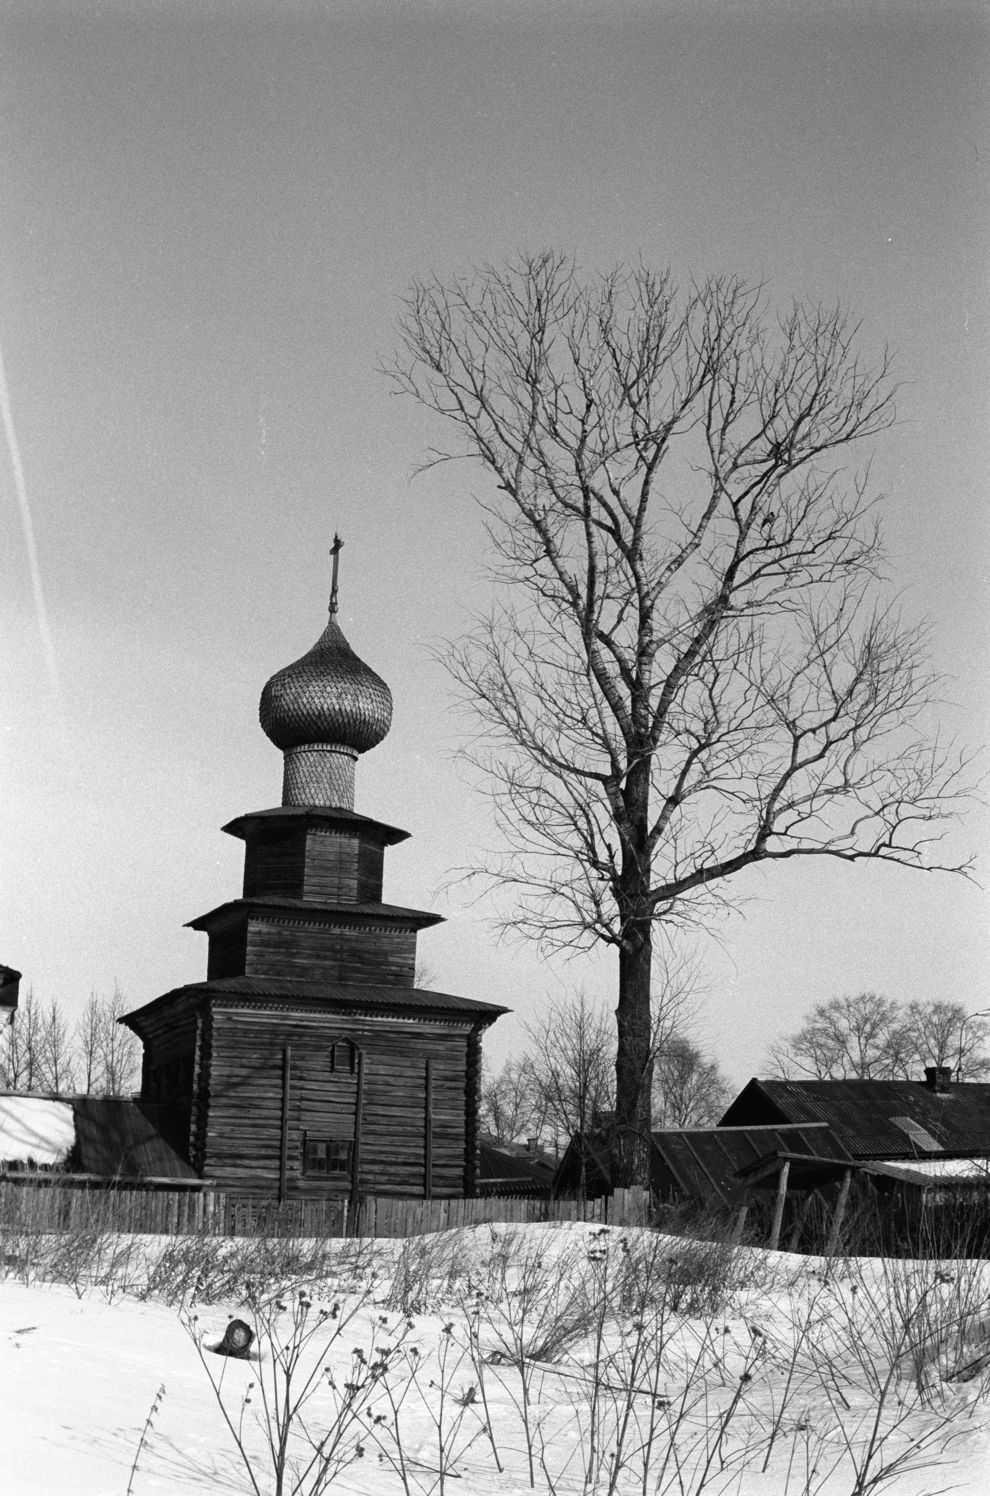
[613, 758, 655, 1187]
[615, 923, 654, 1185]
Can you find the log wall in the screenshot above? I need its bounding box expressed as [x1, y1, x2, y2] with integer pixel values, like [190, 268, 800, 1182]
[241, 826, 386, 905]
[201, 1007, 471, 1198]
[205, 922, 249, 981]
[233, 917, 418, 986]
[139, 1005, 200, 1107]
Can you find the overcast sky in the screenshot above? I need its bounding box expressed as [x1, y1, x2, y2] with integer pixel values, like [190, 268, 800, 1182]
[2, 0, 988, 1086]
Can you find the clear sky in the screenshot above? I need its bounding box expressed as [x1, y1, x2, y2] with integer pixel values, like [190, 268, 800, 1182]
[2, 0, 988, 1088]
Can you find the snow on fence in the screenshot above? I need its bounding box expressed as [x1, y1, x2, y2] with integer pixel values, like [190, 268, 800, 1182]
[0, 1178, 641, 1238]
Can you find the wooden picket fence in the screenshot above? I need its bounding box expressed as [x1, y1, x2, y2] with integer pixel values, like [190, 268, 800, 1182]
[355, 1192, 610, 1238]
[0, 1177, 216, 1236]
[0, 1176, 646, 1239]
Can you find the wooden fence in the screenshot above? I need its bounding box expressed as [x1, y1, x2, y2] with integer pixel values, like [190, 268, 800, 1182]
[0, 1177, 645, 1239]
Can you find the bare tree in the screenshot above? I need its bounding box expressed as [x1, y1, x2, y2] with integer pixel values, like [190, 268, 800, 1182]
[905, 999, 990, 1081]
[652, 1037, 733, 1127]
[0, 987, 44, 1090]
[524, 991, 615, 1156]
[75, 993, 104, 1094]
[38, 998, 77, 1094]
[0, 986, 139, 1096]
[413, 959, 437, 990]
[479, 1055, 545, 1145]
[769, 993, 990, 1081]
[94, 983, 140, 1096]
[388, 252, 974, 1182]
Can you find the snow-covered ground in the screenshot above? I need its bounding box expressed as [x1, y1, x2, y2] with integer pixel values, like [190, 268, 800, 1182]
[2, 1222, 990, 1495]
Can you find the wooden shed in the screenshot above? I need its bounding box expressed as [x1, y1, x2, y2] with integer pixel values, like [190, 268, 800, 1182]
[553, 1122, 844, 1208]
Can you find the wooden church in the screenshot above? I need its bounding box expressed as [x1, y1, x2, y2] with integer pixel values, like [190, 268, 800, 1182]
[121, 545, 505, 1201]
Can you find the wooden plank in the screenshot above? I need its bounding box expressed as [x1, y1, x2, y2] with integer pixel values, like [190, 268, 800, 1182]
[826, 1169, 853, 1257]
[768, 1159, 790, 1251]
[424, 1058, 433, 1200]
[351, 1048, 365, 1206]
[279, 1045, 291, 1204]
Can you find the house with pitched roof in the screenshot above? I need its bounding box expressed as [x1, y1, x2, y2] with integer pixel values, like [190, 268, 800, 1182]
[720, 1069, 990, 1161]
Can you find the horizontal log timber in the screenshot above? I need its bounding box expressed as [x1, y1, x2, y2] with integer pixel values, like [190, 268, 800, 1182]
[240, 825, 387, 906]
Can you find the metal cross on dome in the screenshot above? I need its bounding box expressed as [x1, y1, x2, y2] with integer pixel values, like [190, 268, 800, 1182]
[329, 533, 343, 615]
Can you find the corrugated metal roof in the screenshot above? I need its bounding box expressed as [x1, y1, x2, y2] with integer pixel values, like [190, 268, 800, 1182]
[72, 1099, 199, 1180]
[125, 976, 507, 1026]
[721, 1078, 990, 1159]
[652, 1123, 847, 1207]
[478, 1139, 555, 1196]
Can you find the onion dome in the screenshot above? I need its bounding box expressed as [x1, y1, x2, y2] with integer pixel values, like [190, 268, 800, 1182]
[260, 615, 393, 754]
[259, 538, 392, 809]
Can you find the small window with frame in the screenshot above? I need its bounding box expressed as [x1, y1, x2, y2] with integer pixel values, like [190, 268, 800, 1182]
[329, 1040, 358, 1075]
[303, 1134, 352, 1175]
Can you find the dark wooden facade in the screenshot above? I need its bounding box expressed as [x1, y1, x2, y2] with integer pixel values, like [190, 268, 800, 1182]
[123, 805, 504, 1199]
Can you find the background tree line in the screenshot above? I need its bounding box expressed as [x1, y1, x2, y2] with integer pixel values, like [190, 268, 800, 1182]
[770, 992, 990, 1082]
[0, 985, 140, 1096]
[482, 988, 990, 1160]
[480, 972, 733, 1154]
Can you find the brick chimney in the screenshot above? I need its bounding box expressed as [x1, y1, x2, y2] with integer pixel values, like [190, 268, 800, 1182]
[924, 1065, 952, 1094]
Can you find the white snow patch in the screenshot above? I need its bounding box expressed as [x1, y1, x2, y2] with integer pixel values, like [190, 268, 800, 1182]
[0, 1096, 75, 1166]
[866, 1156, 990, 1184]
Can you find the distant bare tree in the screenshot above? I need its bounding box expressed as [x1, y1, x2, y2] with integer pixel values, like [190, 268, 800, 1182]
[652, 1037, 733, 1127]
[769, 992, 908, 1079]
[76, 993, 104, 1094]
[524, 992, 615, 1155]
[38, 999, 77, 1094]
[479, 1055, 545, 1145]
[389, 251, 976, 1183]
[769, 993, 990, 1081]
[904, 999, 990, 1081]
[1, 986, 139, 1097]
[413, 959, 437, 990]
[0, 987, 44, 1090]
[96, 984, 140, 1095]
